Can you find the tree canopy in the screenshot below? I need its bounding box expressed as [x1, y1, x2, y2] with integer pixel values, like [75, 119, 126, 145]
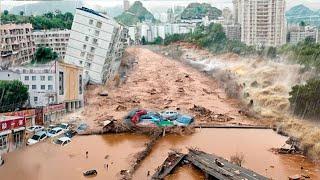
[32, 47, 58, 64]
[0, 80, 29, 113]
[1, 10, 74, 30]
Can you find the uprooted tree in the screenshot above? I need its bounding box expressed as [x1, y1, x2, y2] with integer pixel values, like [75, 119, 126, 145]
[230, 152, 245, 167]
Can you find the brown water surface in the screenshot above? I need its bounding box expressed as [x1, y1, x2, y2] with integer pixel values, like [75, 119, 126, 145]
[134, 129, 320, 180]
[0, 134, 149, 180]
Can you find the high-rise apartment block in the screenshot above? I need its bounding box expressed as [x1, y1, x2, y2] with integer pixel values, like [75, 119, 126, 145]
[124, 0, 130, 11]
[33, 29, 70, 59]
[64, 7, 128, 84]
[0, 23, 35, 67]
[233, 0, 286, 47]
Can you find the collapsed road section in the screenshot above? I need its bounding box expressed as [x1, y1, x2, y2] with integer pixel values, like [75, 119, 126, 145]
[152, 149, 267, 180]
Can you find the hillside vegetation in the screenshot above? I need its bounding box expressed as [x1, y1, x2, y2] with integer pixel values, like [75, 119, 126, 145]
[116, 1, 156, 26]
[180, 3, 222, 20]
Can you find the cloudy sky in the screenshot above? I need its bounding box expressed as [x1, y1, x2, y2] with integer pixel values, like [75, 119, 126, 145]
[2, 0, 320, 11]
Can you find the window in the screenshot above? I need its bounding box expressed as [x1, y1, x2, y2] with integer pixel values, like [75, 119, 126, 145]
[59, 72, 64, 95]
[90, 47, 95, 53]
[92, 38, 98, 45]
[80, 51, 85, 57]
[24, 76, 29, 81]
[32, 85, 36, 90]
[79, 61, 83, 65]
[41, 85, 45, 90]
[32, 76, 36, 81]
[96, 21, 102, 28]
[34, 97, 38, 102]
[40, 76, 45, 81]
[48, 85, 53, 90]
[83, 44, 87, 50]
[79, 75, 83, 94]
[85, 62, 91, 68]
[94, 30, 100, 36]
[89, 19, 93, 25]
[48, 76, 53, 81]
[85, 36, 89, 41]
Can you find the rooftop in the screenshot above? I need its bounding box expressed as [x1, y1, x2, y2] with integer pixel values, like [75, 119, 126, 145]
[76, 7, 109, 20]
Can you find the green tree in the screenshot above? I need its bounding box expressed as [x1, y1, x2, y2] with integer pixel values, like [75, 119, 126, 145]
[266, 46, 277, 58]
[3, 10, 9, 16]
[289, 78, 320, 118]
[0, 80, 29, 112]
[32, 47, 58, 64]
[299, 21, 306, 27]
[19, 11, 24, 16]
[141, 36, 147, 45]
[153, 36, 163, 45]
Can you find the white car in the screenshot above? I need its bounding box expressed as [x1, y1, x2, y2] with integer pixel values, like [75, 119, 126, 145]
[47, 127, 64, 138]
[27, 131, 47, 145]
[0, 155, 4, 166]
[58, 123, 70, 131]
[26, 125, 44, 133]
[160, 110, 179, 120]
[53, 137, 71, 146]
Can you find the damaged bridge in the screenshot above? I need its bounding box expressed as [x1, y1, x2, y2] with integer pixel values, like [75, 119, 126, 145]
[152, 149, 267, 180]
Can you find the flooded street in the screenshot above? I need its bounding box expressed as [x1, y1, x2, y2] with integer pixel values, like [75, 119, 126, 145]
[0, 134, 149, 180]
[134, 129, 320, 180]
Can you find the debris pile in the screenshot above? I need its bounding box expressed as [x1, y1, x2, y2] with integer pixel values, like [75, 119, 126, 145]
[190, 105, 234, 122]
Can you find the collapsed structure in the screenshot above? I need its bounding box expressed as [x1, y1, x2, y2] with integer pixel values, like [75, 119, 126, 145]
[64, 7, 129, 84]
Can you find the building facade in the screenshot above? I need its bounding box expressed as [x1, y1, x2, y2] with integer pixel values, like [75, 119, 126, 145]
[233, 0, 286, 47]
[33, 29, 70, 59]
[0, 23, 35, 68]
[0, 116, 26, 155]
[64, 7, 128, 84]
[288, 25, 319, 44]
[223, 24, 241, 41]
[9, 61, 84, 116]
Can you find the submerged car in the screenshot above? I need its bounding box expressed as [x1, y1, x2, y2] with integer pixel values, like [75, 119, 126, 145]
[58, 123, 70, 131]
[26, 125, 44, 133]
[47, 127, 64, 138]
[76, 123, 88, 134]
[173, 115, 194, 126]
[53, 137, 71, 146]
[64, 130, 77, 138]
[27, 131, 47, 145]
[140, 112, 164, 123]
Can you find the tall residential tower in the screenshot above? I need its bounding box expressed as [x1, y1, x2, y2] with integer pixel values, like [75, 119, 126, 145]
[233, 0, 286, 47]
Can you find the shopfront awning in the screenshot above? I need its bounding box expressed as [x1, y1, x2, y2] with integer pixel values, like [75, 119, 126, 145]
[13, 127, 26, 133]
[0, 130, 11, 136]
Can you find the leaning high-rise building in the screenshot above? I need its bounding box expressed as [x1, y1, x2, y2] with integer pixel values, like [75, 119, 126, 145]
[64, 7, 128, 84]
[233, 0, 286, 47]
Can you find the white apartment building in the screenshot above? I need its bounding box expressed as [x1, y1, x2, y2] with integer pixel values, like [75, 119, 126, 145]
[65, 7, 128, 84]
[223, 24, 241, 41]
[9, 61, 84, 111]
[33, 29, 70, 59]
[233, 0, 287, 47]
[0, 23, 36, 67]
[288, 25, 319, 44]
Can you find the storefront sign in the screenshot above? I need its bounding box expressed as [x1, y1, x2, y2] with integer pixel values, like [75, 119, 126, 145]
[43, 104, 65, 114]
[0, 109, 36, 117]
[0, 117, 25, 132]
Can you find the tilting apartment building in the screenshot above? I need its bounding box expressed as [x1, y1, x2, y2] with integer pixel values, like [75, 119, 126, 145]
[233, 0, 286, 47]
[0, 23, 35, 67]
[64, 7, 128, 84]
[33, 29, 70, 59]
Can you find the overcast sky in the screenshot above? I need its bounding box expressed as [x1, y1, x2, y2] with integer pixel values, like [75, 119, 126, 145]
[2, 0, 320, 11]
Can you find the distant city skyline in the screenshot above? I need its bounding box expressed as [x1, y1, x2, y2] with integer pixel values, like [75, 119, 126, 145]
[1, 0, 320, 13]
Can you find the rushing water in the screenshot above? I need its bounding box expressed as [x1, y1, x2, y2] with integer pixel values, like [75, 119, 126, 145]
[134, 129, 320, 180]
[1, 129, 319, 180]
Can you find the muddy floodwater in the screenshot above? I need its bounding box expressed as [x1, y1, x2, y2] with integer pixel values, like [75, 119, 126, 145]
[1, 129, 319, 180]
[0, 134, 149, 180]
[135, 129, 320, 180]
